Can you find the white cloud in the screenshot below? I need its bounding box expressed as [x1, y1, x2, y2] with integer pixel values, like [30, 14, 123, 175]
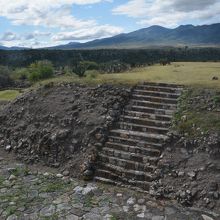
[1, 32, 20, 41]
[113, 0, 220, 27]
[0, 0, 112, 29]
[113, 0, 150, 18]
[0, 0, 124, 47]
[0, 0, 97, 29]
[0, 31, 54, 47]
[52, 25, 123, 41]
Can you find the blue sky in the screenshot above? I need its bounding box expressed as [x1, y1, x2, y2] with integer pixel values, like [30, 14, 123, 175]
[0, 0, 219, 48]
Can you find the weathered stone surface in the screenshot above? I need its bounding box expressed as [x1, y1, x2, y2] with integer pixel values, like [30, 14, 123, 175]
[40, 205, 56, 216]
[0, 83, 130, 179]
[202, 214, 214, 220]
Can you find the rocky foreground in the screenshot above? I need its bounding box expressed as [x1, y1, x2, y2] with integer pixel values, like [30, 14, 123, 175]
[1, 83, 220, 219]
[0, 83, 130, 179]
[0, 149, 219, 220]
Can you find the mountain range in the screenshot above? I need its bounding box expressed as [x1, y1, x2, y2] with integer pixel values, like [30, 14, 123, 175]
[1, 23, 220, 50]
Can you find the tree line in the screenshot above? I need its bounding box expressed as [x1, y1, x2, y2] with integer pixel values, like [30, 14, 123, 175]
[1, 48, 220, 89]
[0, 48, 220, 68]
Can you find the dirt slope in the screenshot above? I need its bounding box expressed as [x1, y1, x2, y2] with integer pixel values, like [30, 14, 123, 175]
[0, 83, 130, 177]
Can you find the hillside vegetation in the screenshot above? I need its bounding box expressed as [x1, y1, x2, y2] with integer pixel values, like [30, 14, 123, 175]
[1, 48, 220, 68]
[36, 62, 220, 88]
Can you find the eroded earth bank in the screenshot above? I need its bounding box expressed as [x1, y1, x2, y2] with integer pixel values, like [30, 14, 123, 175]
[0, 83, 220, 220]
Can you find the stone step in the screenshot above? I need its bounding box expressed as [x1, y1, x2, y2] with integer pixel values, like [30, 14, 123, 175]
[121, 115, 171, 128]
[124, 110, 172, 121]
[142, 82, 183, 88]
[130, 99, 177, 110]
[108, 136, 163, 151]
[96, 162, 154, 182]
[94, 176, 150, 191]
[132, 94, 178, 104]
[105, 141, 161, 157]
[95, 169, 119, 181]
[101, 147, 159, 165]
[94, 82, 182, 191]
[117, 122, 168, 134]
[109, 129, 168, 144]
[98, 154, 156, 172]
[94, 176, 118, 186]
[133, 89, 180, 99]
[127, 105, 174, 115]
[136, 85, 183, 94]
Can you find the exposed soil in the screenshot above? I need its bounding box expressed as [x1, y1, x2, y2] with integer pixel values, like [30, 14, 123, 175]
[151, 88, 220, 212]
[0, 82, 130, 178]
[1, 150, 218, 220]
[1, 83, 220, 215]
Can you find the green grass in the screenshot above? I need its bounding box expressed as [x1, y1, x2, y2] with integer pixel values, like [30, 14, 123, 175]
[0, 90, 21, 101]
[173, 88, 220, 136]
[40, 181, 66, 193]
[36, 62, 220, 88]
[98, 62, 220, 87]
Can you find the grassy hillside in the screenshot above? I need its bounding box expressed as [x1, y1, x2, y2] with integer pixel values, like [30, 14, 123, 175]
[1, 62, 220, 102]
[37, 62, 220, 88]
[98, 62, 220, 87]
[0, 90, 21, 101]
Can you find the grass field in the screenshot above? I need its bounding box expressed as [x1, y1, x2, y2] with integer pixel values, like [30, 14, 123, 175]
[98, 62, 220, 87]
[1, 62, 220, 102]
[38, 62, 220, 88]
[0, 90, 21, 101]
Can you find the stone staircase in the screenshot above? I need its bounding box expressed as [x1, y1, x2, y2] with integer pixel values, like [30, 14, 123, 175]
[94, 82, 183, 191]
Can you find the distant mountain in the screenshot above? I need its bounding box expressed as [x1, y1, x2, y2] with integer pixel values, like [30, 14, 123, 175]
[48, 42, 82, 50]
[0, 45, 28, 50]
[1, 23, 220, 50]
[50, 23, 220, 49]
[0, 45, 8, 50]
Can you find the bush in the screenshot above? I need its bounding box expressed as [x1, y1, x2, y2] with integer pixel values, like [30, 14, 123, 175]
[0, 66, 14, 88]
[13, 68, 29, 80]
[0, 66, 11, 76]
[28, 60, 54, 82]
[86, 70, 100, 79]
[73, 61, 98, 77]
[213, 95, 220, 104]
[99, 61, 130, 73]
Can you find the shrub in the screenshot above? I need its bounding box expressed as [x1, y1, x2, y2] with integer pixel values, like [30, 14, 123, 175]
[73, 61, 98, 77]
[86, 70, 100, 79]
[0, 66, 14, 88]
[213, 95, 220, 104]
[13, 68, 29, 80]
[28, 60, 54, 82]
[0, 66, 11, 76]
[99, 61, 130, 73]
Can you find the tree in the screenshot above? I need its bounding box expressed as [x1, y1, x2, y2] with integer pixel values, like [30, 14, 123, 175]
[28, 60, 54, 82]
[13, 68, 29, 80]
[0, 66, 14, 88]
[73, 61, 98, 77]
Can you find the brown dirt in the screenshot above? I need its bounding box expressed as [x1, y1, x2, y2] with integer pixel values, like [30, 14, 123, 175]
[0, 82, 131, 178]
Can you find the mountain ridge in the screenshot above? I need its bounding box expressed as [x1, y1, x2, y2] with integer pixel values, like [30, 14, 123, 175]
[50, 23, 220, 49]
[1, 23, 220, 50]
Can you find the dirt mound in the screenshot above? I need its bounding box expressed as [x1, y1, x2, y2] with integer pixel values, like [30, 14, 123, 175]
[0, 83, 130, 177]
[151, 134, 220, 212]
[151, 88, 220, 212]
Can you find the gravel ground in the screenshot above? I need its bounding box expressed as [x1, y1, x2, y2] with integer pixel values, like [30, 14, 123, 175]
[0, 148, 219, 220]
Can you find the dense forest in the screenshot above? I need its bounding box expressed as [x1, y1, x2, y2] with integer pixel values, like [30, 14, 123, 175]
[1, 48, 220, 68]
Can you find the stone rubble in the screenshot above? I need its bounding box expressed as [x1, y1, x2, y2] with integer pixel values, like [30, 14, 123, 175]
[0, 154, 219, 220]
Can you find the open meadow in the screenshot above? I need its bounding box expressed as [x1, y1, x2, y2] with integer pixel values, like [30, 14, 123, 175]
[1, 62, 220, 102]
[98, 62, 220, 87]
[38, 62, 220, 88]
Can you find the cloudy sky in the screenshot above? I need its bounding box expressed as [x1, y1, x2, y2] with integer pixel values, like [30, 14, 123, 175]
[0, 0, 219, 48]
